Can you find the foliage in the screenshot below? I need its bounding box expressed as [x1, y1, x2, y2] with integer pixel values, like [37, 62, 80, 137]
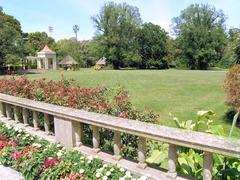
[0, 10, 23, 69]
[172, 111, 240, 179]
[234, 33, 240, 64]
[0, 76, 158, 159]
[0, 123, 146, 179]
[137, 23, 169, 69]
[55, 39, 98, 67]
[224, 64, 240, 112]
[24, 32, 55, 56]
[92, 1, 142, 69]
[172, 4, 227, 70]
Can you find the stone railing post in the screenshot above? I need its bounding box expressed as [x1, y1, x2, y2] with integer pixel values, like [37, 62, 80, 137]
[0, 102, 6, 117]
[13, 106, 20, 123]
[32, 110, 39, 130]
[203, 152, 213, 180]
[92, 126, 100, 153]
[137, 137, 147, 169]
[44, 113, 50, 134]
[167, 144, 177, 178]
[113, 131, 121, 160]
[72, 121, 83, 147]
[5, 104, 12, 120]
[22, 108, 29, 126]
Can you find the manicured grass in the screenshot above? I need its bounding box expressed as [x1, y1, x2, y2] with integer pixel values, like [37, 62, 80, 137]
[8, 69, 240, 137]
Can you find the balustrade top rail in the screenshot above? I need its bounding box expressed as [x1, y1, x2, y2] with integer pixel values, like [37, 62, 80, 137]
[0, 93, 239, 158]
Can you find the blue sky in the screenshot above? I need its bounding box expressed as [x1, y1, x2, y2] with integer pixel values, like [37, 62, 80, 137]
[1, 0, 240, 40]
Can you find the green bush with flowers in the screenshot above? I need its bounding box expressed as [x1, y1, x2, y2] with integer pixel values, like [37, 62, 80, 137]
[0, 122, 148, 180]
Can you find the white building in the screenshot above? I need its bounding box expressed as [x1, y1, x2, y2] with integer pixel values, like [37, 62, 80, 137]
[37, 45, 57, 70]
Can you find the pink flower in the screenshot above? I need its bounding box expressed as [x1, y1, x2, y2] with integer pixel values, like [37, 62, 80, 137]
[12, 151, 23, 161]
[119, 111, 127, 118]
[44, 157, 61, 168]
[11, 139, 18, 148]
[0, 140, 8, 149]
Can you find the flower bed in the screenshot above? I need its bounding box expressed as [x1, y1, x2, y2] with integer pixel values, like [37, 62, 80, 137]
[0, 122, 147, 180]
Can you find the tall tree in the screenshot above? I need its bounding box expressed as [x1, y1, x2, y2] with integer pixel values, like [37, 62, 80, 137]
[172, 4, 227, 70]
[138, 23, 169, 69]
[0, 10, 23, 68]
[92, 2, 142, 69]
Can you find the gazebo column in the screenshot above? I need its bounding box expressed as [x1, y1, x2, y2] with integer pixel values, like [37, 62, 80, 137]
[53, 56, 57, 70]
[44, 57, 48, 70]
[37, 58, 41, 69]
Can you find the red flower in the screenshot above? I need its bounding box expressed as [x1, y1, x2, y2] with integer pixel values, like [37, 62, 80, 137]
[0, 140, 8, 149]
[119, 111, 127, 118]
[44, 157, 61, 168]
[12, 151, 23, 161]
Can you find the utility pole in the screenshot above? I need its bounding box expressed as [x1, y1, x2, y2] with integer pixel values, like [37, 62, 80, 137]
[48, 26, 53, 37]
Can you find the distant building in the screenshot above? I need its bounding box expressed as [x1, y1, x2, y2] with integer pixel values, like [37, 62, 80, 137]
[37, 45, 57, 70]
[59, 55, 78, 70]
[96, 57, 106, 66]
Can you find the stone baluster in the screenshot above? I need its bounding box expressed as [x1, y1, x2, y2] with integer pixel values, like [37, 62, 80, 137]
[137, 137, 147, 169]
[72, 121, 83, 147]
[5, 104, 12, 120]
[32, 111, 39, 130]
[22, 108, 29, 126]
[113, 131, 121, 160]
[203, 152, 213, 180]
[92, 126, 100, 153]
[0, 102, 6, 117]
[44, 113, 50, 134]
[167, 144, 177, 178]
[13, 106, 20, 123]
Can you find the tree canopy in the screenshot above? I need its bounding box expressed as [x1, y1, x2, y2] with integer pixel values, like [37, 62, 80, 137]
[92, 2, 142, 69]
[172, 4, 227, 70]
[138, 23, 169, 69]
[0, 10, 23, 68]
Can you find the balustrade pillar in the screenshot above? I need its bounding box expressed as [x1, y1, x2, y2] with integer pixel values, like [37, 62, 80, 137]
[33, 111, 39, 130]
[22, 108, 29, 126]
[137, 137, 147, 169]
[167, 144, 177, 178]
[5, 104, 12, 120]
[113, 131, 121, 160]
[13, 106, 20, 123]
[92, 126, 100, 153]
[203, 152, 213, 180]
[72, 121, 83, 147]
[0, 102, 6, 117]
[44, 113, 50, 134]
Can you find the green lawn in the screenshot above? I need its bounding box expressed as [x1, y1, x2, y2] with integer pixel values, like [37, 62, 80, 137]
[20, 69, 240, 137]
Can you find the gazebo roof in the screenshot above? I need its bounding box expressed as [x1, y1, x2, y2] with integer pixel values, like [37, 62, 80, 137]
[59, 55, 78, 65]
[96, 57, 106, 65]
[37, 45, 56, 55]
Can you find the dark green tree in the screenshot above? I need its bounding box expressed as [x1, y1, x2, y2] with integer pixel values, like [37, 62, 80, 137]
[172, 4, 227, 70]
[137, 23, 169, 69]
[92, 2, 142, 69]
[0, 10, 23, 69]
[24, 32, 55, 56]
[234, 35, 240, 64]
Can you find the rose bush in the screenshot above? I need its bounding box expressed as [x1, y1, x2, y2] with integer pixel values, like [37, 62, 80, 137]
[0, 76, 158, 160]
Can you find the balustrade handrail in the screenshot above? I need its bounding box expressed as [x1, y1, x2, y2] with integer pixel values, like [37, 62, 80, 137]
[0, 93, 239, 158]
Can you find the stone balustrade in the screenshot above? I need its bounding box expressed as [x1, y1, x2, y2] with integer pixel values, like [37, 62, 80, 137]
[0, 93, 239, 180]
